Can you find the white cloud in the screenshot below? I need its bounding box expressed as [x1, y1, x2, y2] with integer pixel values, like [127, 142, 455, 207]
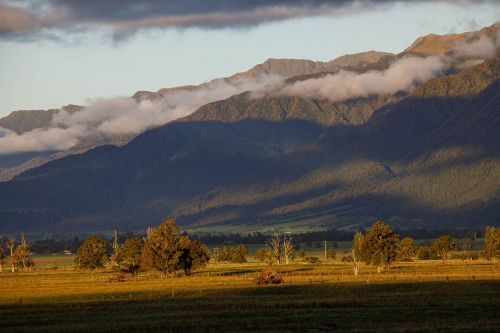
[0, 126, 83, 155]
[0, 75, 283, 155]
[454, 35, 497, 59]
[279, 55, 447, 101]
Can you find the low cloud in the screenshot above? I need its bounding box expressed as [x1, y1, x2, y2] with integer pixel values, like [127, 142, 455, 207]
[279, 56, 447, 101]
[0, 75, 283, 155]
[0, 126, 82, 155]
[454, 35, 498, 59]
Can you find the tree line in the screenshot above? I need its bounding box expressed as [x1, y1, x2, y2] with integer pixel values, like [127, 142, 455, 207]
[74, 219, 210, 276]
[0, 222, 499, 275]
[346, 221, 500, 275]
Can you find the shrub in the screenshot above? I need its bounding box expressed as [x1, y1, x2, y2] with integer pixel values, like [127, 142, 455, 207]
[252, 269, 283, 285]
[304, 256, 320, 264]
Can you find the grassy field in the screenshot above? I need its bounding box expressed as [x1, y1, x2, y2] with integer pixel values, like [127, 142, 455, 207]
[1, 255, 499, 332]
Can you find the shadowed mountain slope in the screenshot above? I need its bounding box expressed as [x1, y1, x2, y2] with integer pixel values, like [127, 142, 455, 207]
[0, 56, 498, 233]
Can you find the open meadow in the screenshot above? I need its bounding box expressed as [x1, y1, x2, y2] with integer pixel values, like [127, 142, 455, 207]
[1, 255, 499, 333]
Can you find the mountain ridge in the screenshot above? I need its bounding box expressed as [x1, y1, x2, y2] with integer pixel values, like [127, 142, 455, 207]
[1, 55, 498, 234]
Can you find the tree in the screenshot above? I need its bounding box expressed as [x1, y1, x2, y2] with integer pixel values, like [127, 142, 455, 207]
[298, 248, 306, 262]
[398, 237, 417, 260]
[119, 237, 143, 275]
[0, 234, 5, 273]
[255, 247, 273, 265]
[482, 226, 500, 260]
[6, 235, 16, 272]
[110, 229, 122, 268]
[351, 231, 364, 276]
[141, 219, 182, 276]
[327, 248, 336, 260]
[432, 235, 454, 262]
[266, 228, 282, 265]
[231, 244, 248, 263]
[177, 236, 210, 276]
[283, 235, 295, 264]
[360, 221, 399, 273]
[417, 245, 438, 260]
[75, 235, 108, 269]
[12, 235, 34, 272]
[218, 245, 248, 263]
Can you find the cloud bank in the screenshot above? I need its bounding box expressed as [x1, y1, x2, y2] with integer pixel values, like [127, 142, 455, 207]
[0, 75, 283, 155]
[454, 35, 498, 59]
[279, 56, 446, 101]
[0, 0, 494, 41]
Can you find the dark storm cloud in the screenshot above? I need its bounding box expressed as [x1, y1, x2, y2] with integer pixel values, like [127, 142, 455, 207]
[0, 0, 495, 41]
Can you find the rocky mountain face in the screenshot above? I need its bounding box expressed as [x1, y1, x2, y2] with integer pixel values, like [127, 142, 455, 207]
[405, 22, 500, 56]
[0, 54, 498, 234]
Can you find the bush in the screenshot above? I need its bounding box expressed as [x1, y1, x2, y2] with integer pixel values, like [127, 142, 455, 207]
[252, 269, 283, 285]
[304, 256, 320, 264]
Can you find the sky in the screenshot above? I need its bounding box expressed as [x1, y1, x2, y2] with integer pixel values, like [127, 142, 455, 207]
[0, 0, 499, 117]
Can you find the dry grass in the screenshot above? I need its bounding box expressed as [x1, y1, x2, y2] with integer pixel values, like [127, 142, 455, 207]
[0, 257, 499, 332]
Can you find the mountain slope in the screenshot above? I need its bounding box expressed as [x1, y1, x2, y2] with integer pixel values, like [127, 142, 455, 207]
[2, 22, 497, 181]
[0, 56, 498, 233]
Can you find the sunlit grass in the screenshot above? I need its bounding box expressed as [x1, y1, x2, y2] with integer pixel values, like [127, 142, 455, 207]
[0, 256, 498, 332]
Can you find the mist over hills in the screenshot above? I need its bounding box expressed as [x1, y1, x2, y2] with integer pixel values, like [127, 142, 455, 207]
[0, 24, 499, 234]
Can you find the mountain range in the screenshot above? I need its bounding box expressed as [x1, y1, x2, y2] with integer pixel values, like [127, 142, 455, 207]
[0, 24, 499, 234]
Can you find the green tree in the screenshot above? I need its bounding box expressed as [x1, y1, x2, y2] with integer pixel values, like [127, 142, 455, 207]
[482, 226, 500, 260]
[327, 248, 337, 260]
[432, 235, 454, 262]
[255, 247, 273, 264]
[360, 221, 399, 273]
[417, 245, 438, 260]
[298, 248, 306, 262]
[75, 235, 108, 269]
[177, 236, 210, 276]
[398, 237, 417, 260]
[231, 244, 248, 263]
[141, 219, 182, 276]
[12, 235, 34, 272]
[119, 237, 143, 275]
[218, 245, 247, 263]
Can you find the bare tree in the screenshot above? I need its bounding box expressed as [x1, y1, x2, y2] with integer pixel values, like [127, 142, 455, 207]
[266, 228, 282, 265]
[110, 229, 121, 267]
[6, 235, 16, 272]
[283, 234, 295, 264]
